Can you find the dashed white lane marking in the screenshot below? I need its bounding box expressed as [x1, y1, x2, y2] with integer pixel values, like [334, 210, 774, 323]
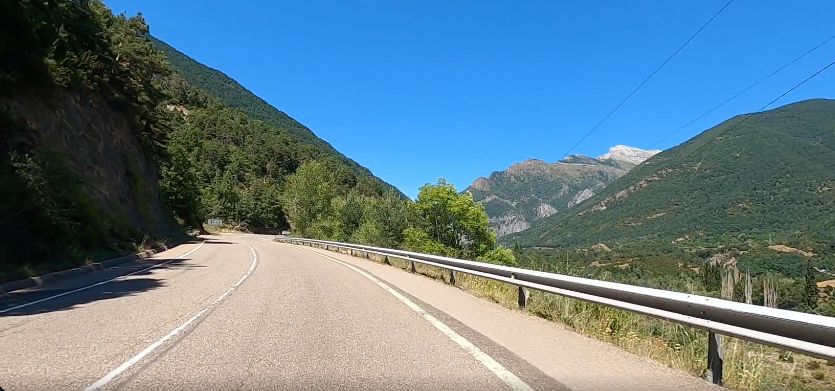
[83, 241, 259, 391]
[295, 246, 535, 391]
[0, 241, 207, 314]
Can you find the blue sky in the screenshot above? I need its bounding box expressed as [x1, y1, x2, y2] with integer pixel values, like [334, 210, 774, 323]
[106, 0, 835, 198]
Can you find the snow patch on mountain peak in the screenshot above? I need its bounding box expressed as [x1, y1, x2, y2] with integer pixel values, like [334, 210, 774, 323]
[598, 145, 661, 165]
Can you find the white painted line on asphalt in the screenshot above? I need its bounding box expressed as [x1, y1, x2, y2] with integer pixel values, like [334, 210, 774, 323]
[83, 307, 208, 391]
[83, 241, 259, 391]
[0, 241, 207, 315]
[297, 246, 535, 391]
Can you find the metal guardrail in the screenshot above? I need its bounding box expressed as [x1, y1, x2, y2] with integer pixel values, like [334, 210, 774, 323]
[276, 237, 835, 385]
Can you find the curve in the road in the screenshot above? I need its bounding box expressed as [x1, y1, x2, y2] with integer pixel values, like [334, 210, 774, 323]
[83, 240, 259, 391]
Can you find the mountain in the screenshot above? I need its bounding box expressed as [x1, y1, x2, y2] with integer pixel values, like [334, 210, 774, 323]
[152, 38, 400, 198]
[507, 99, 835, 276]
[465, 146, 659, 236]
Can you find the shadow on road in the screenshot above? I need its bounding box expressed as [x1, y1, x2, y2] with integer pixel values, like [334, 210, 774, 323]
[0, 237, 242, 316]
[0, 258, 201, 316]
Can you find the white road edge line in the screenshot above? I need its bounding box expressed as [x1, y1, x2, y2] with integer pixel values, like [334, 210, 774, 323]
[295, 246, 535, 391]
[0, 240, 208, 314]
[83, 241, 259, 391]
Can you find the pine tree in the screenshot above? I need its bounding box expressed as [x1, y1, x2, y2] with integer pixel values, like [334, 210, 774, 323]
[804, 264, 819, 309]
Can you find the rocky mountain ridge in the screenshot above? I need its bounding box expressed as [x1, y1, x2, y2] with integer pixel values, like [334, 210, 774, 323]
[465, 145, 659, 236]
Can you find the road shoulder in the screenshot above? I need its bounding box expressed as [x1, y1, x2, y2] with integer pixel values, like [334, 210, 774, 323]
[288, 243, 722, 391]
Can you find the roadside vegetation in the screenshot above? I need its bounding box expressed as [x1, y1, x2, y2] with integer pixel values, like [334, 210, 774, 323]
[282, 167, 516, 266]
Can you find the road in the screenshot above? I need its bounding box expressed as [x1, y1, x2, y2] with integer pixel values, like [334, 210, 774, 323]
[0, 234, 721, 390]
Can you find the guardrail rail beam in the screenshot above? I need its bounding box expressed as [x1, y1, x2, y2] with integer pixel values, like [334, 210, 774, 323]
[276, 236, 835, 387]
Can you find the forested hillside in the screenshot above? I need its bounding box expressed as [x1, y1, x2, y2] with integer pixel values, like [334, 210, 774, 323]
[0, 0, 398, 282]
[509, 100, 835, 283]
[153, 38, 396, 197]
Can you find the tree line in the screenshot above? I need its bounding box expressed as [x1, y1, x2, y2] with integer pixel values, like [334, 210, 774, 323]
[283, 165, 516, 266]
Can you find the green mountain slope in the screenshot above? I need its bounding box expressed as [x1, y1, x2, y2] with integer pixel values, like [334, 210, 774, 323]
[152, 38, 394, 195]
[508, 99, 835, 275]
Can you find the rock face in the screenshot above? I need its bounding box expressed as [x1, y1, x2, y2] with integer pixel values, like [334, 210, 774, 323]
[568, 189, 595, 208]
[535, 203, 558, 218]
[489, 212, 531, 237]
[465, 146, 658, 236]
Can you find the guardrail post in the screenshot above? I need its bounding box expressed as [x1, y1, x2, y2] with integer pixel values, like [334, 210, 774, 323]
[410, 259, 416, 273]
[706, 331, 724, 385]
[511, 273, 528, 309]
[449, 270, 456, 286]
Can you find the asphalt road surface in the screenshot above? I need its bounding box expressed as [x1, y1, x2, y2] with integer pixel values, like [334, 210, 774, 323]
[0, 234, 721, 390]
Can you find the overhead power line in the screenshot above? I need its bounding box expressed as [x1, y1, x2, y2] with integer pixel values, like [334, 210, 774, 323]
[562, 0, 735, 157]
[755, 59, 835, 112]
[678, 57, 835, 159]
[651, 33, 835, 148]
